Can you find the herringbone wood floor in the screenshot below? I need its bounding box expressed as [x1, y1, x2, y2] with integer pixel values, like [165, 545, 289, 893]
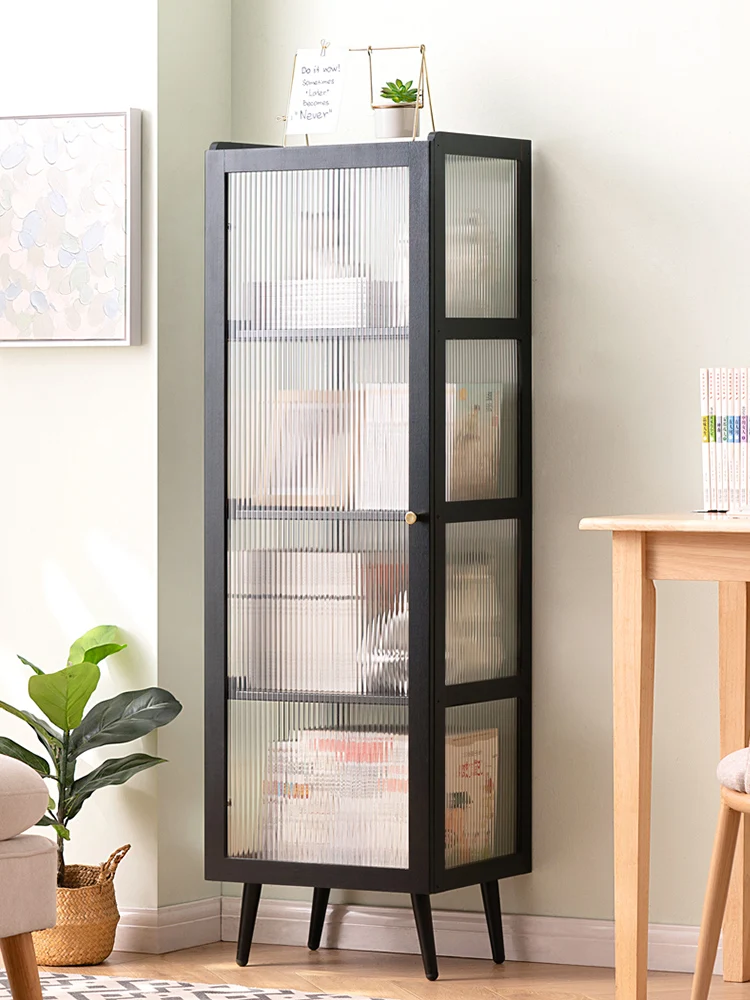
[27, 942, 750, 1000]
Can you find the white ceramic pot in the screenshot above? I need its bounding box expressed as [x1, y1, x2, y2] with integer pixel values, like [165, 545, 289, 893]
[374, 105, 419, 139]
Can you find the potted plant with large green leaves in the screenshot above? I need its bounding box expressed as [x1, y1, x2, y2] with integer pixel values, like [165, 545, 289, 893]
[0, 626, 182, 966]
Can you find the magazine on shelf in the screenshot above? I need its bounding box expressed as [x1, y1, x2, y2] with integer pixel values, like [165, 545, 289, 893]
[446, 382, 503, 501]
[445, 728, 499, 868]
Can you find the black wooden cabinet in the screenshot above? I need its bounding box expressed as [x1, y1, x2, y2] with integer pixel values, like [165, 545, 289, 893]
[205, 133, 531, 980]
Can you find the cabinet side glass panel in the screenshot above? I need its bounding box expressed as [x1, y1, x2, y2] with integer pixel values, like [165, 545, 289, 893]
[226, 166, 410, 867]
[445, 699, 517, 869]
[445, 520, 518, 684]
[445, 155, 517, 319]
[446, 339, 518, 501]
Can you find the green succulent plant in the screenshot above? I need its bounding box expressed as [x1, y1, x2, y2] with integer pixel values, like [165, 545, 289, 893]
[380, 79, 419, 105]
[0, 625, 182, 885]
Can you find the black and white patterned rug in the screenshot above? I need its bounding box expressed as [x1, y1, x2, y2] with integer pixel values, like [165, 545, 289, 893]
[0, 973, 395, 1000]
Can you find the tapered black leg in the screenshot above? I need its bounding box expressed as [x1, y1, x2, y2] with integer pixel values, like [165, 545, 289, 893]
[481, 880, 505, 964]
[411, 893, 439, 981]
[308, 887, 330, 951]
[236, 883, 262, 967]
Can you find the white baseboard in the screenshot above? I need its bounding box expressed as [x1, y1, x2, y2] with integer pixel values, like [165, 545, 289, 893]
[113, 893, 720, 976]
[221, 896, 721, 976]
[116, 897, 222, 954]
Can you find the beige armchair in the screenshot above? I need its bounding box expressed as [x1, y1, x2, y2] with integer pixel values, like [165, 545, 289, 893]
[0, 757, 56, 1000]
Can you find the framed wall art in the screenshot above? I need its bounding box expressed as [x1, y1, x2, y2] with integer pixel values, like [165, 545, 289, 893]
[0, 109, 140, 346]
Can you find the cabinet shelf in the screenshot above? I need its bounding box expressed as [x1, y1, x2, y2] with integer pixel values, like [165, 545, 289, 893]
[227, 679, 407, 706]
[229, 323, 409, 343]
[228, 502, 406, 522]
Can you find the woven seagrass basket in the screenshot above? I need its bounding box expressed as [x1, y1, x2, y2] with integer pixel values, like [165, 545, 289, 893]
[33, 845, 130, 966]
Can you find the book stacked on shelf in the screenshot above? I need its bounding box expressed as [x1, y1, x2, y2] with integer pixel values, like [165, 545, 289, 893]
[243, 278, 407, 331]
[260, 729, 409, 867]
[230, 550, 414, 695]
[228, 551, 365, 692]
[256, 727, 499, 868]
[700, 368, 749, 512]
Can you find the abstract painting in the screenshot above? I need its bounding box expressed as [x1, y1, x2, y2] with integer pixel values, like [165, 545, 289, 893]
[0, 110, 140, 345]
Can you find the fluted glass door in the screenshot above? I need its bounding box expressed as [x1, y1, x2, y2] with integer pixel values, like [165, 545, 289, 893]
[225, 166, 410, 868]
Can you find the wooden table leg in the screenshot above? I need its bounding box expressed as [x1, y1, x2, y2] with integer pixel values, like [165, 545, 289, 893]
[718, 581, 750, 982]
[612, 532, 656, 1000]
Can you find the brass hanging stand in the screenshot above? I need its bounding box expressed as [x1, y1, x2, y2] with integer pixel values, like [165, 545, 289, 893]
[349, 44, 436, 140]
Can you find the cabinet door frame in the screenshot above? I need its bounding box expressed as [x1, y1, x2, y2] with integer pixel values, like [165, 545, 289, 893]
[204, 140, 434, 893]
[428, 133, 532, 892]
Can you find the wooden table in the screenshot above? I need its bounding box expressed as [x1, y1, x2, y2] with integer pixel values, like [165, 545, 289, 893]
[579, 514, 750, 1000]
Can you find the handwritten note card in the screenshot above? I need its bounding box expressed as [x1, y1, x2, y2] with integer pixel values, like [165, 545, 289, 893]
[286, 47, 347, 135]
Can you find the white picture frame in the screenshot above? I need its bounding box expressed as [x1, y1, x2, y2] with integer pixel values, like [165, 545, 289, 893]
[0, 109, 141, 346]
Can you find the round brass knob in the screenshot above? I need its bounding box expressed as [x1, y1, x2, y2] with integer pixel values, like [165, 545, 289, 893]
[405, 511, 418, 525]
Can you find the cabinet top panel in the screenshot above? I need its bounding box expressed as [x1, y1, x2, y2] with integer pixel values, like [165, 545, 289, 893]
[207, 133, 531, 172]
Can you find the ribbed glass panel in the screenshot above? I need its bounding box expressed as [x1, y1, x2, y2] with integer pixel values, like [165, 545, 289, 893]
[445, 155, 517, 318]
[227, 520, 409, 696]
[445, 520, 518, 684]
[226, 166, 410, 867]
[445, 699, 517, 868]
[446, 340, 518, 500]
[228, 701, 408, 866]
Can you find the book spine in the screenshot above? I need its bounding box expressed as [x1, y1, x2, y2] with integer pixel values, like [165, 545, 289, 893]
[709, 367, 717, 510]
[714, 368, 723, 509]
[720, 367, 729, 510]
[700, 369, 710, 510]
[734, 367, 741, 510]
[728, 368, 736, 511]
[743, 367, 749, 510]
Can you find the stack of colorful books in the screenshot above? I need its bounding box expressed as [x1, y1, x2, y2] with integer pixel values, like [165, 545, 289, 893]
[700, 368, 749, 512]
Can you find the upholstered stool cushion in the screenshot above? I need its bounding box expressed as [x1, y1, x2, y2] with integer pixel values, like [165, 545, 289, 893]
[717, 747, 750, 793]
[0, 756, 49, 840]
[0, 834, 56, 938]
